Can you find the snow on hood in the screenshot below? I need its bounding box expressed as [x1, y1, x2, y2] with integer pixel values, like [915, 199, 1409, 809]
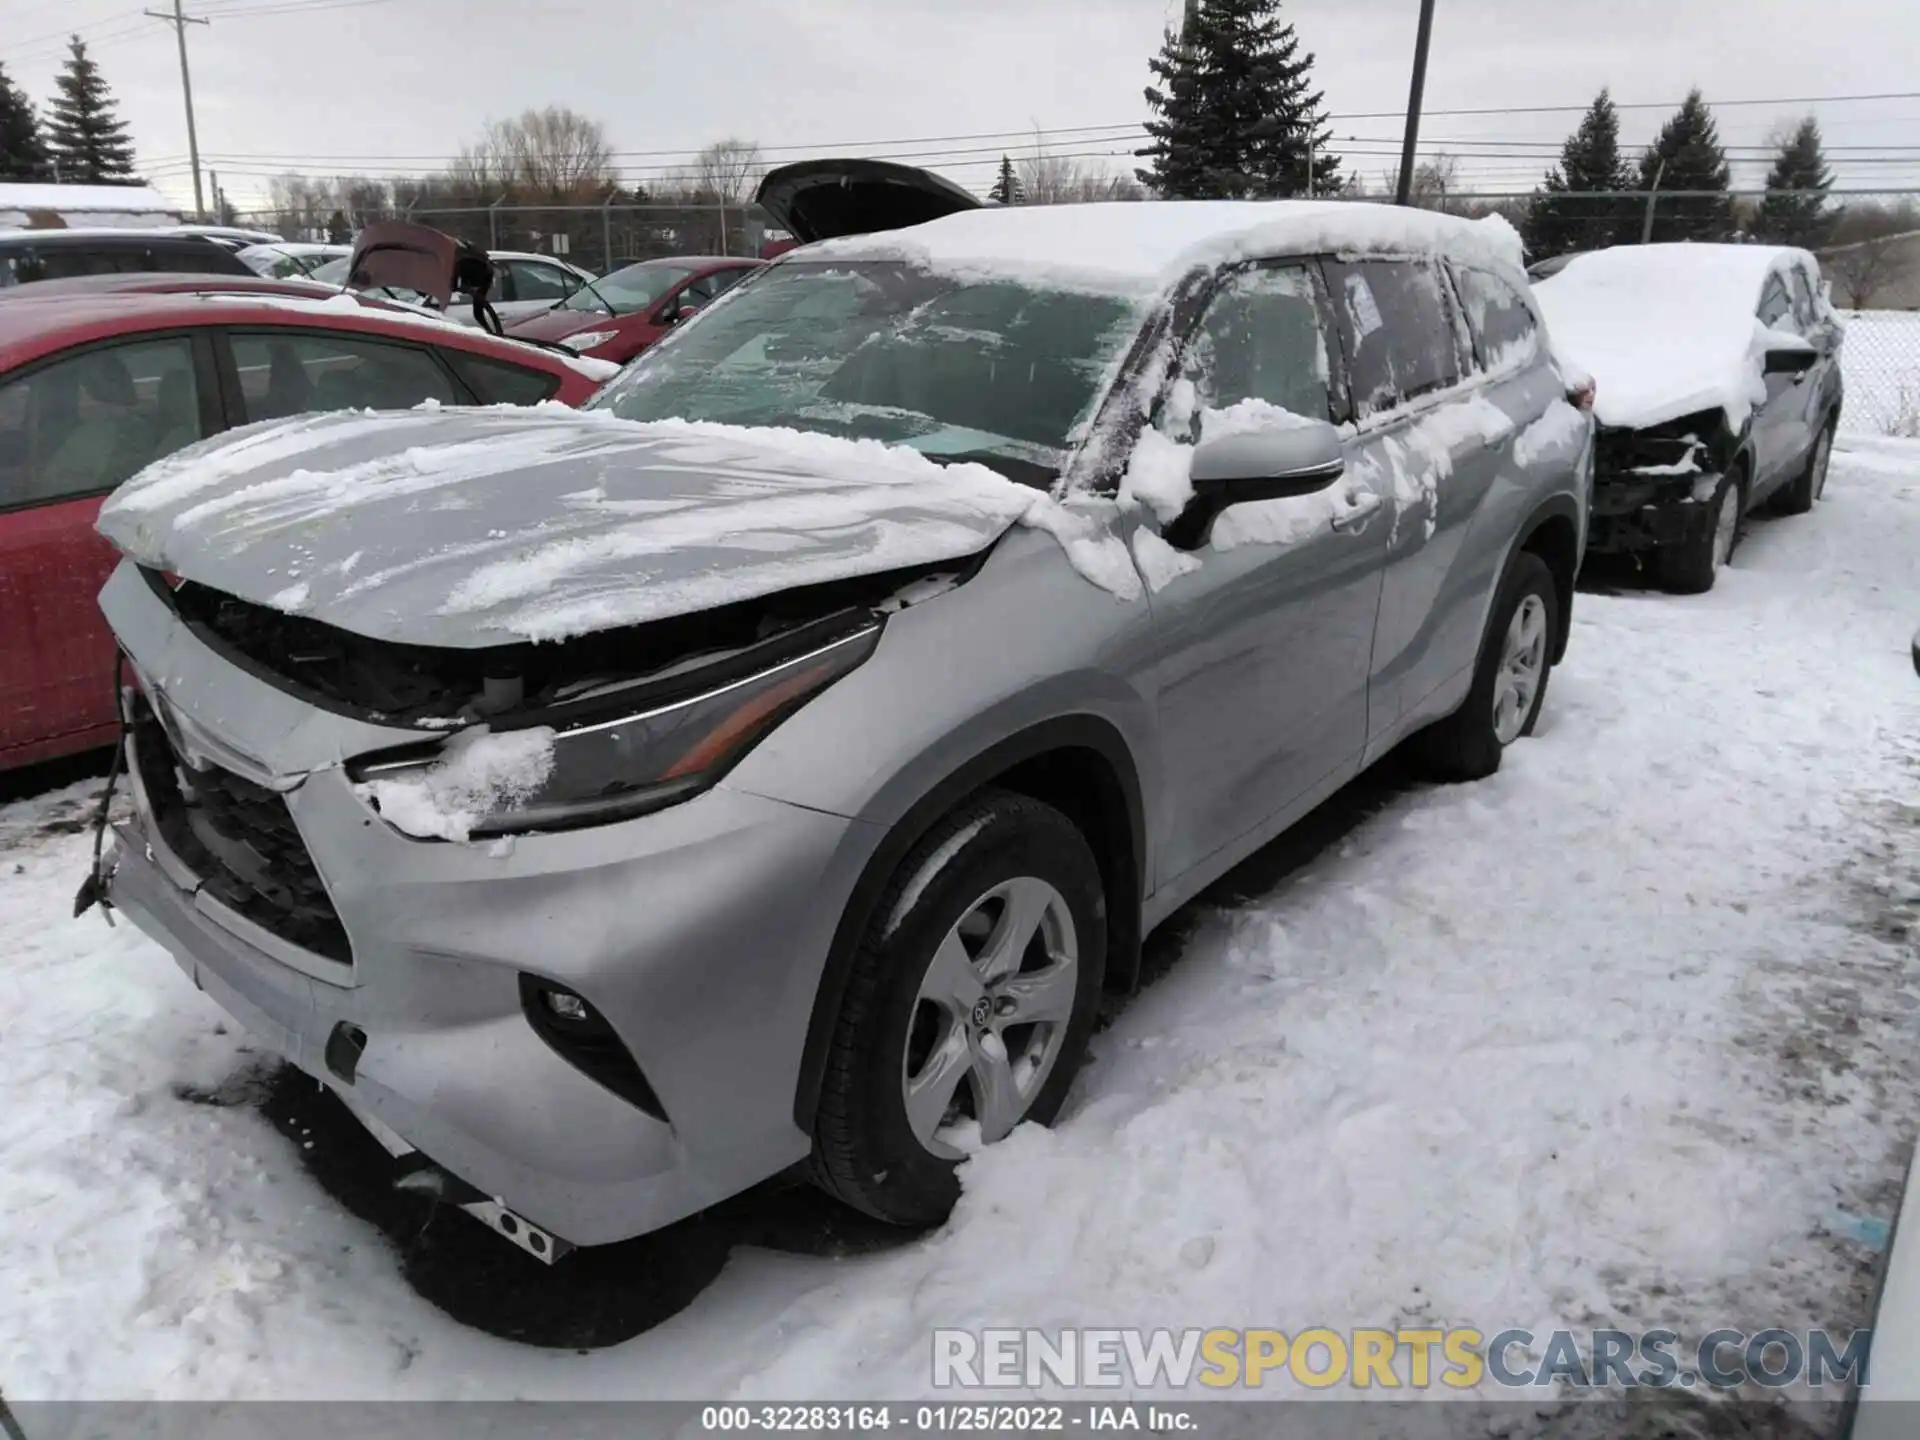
[806, 200, 1528, 296]
[1533, 244, 1809, 432]
[96, 407, 1053, 646]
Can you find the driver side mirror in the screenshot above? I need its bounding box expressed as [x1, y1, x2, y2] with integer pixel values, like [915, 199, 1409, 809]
[1164, 420, 1347, 550]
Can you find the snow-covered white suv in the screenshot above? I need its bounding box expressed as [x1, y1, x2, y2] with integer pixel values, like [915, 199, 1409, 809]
[89, 166, 1594, 1260]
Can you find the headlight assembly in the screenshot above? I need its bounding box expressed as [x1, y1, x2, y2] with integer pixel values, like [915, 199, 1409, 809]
[559, 329, 621, 354]
[350, 620, 879, 839]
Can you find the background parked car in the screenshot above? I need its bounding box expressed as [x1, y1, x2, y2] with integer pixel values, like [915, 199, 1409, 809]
[1535, 244, 1843, 592]
[237, 241, 351, 280]
[505, 255, 762, 361]
[307, 247, 597, 327]
[0, 287, 609, 771]
[0, 229, 254, 289]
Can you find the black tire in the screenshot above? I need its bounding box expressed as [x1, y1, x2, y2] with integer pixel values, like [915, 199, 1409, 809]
[810, 791, 1107, 1227]
[1657, 469, 1743, 595]
[1775, 418, 1835, 517]
[1413, 551, 1560, 783]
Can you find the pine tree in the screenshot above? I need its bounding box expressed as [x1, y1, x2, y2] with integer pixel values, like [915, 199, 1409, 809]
[1522, 89, 1632, 260]
[1139, 0, 1340, 199]
[45, 38, 138, 184]
[1755, 118, 1834, 249]
[988, 155, 1024, 205]
[1635, 89, 1733, 244]
[0, 62, 48, 181]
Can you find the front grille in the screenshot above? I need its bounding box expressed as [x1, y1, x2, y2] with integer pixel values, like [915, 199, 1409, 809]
[131, 698, 352, 964]
[160, 574, 485, 723]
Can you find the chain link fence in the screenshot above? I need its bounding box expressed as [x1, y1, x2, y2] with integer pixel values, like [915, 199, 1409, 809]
[231, 202, 777, 274]
[1839, 311, 1920, 438]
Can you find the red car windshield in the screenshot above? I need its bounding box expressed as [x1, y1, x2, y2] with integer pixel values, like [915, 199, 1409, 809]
[559, 263, 693, 316]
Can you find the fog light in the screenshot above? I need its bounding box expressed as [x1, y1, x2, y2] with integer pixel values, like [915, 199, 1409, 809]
[545, 989, 589, 1022]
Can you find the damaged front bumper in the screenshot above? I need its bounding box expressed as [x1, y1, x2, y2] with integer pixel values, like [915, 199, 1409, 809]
[97, 561, 877, 1254]
[1584, 468, 1725, 557]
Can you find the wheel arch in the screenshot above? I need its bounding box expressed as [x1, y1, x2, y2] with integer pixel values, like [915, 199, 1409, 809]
[1513, 493, 1583, 664]
[791, 715, 1146, 1136]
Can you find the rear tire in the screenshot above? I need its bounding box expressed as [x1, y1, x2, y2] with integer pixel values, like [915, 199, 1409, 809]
[1658, 471, 1742, 595]
[1413, 551, 1559, 783]
[1775, 421, 1834, 516]
[810, 791, 1106, 1228]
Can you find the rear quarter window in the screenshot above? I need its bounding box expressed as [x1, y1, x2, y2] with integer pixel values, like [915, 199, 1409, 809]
[1453, 266, 1543, 375]
[1323, 258, 1461, 419]
[446, 351, 562, 405]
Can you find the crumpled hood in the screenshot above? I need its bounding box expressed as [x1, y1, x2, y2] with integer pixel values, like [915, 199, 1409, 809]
[96, 407, 1040, 648]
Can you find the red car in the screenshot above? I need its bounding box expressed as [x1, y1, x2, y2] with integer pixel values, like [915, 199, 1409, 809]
[505, 255, 762, 364]
[0, 286, 609, 770]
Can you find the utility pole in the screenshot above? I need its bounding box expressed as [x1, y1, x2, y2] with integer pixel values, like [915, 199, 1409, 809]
[145, 0, 209, 221]
[1394, 0, 1438, 208]
[1640, 157, 1666, 245]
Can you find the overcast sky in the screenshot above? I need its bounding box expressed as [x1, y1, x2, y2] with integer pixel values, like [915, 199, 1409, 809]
[4, 0, 1916, 213]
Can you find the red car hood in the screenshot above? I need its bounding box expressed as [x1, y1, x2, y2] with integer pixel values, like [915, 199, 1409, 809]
[506, 307, 629, 343]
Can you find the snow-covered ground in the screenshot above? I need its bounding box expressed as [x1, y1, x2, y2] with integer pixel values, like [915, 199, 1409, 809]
[5, 441, 1920, 1418]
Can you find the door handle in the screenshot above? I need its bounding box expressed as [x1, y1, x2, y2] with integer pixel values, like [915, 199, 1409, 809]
[1331, 493, 1384, 533]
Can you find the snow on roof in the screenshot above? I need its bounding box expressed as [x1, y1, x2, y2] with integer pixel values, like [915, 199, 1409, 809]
[1534, 243, 1809, 431]
[0, 182, 177, 216]
[807, 200, 1529, 293]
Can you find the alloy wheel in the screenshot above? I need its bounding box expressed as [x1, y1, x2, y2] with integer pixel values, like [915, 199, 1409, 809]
[1491, 593, 1548, 746]
[901, 876, 1079, 1160]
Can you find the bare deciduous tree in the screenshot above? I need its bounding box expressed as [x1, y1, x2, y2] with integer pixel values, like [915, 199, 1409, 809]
[1017, 133, 1145, 205]
[454, 106, 616, 200]
[686, 137, 765, 204]
[1824, 236, 1904, 310]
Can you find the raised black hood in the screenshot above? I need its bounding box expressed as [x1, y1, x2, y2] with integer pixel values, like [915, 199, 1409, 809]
[754, 159, 982, 245]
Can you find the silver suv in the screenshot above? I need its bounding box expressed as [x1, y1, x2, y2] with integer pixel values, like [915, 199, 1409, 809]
[92, 169, 1593, 1261]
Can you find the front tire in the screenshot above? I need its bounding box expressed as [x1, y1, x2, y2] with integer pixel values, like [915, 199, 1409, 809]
[811, 791, 1107, 1228]
[1413, 551, 1559, 782]
[1658, 471, 1742, 594]
[1775, 422, 1834, 516]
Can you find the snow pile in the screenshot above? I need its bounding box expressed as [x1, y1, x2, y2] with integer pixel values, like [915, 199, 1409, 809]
[352, 727, 556, 842]
[813, 200, 1528, 296]
[1533, 244, 1810, 431]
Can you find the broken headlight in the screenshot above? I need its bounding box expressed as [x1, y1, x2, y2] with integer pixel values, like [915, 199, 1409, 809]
[349, 620, 880, 838]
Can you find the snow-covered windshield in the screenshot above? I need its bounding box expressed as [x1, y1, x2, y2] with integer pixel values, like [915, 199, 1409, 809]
[559, 262, 692, 315]
[587, 260, 1143, 486]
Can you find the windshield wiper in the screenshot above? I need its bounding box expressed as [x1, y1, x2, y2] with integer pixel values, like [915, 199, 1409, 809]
[924, 450, 1061, 491]
[573, 275, 621, 315]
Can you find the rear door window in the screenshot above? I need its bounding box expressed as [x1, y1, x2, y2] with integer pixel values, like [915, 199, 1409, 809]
[36, 246, 149, 281]
[445, 350, 562, 405]
[1452, 266, 1543, 374]
[1323, 258, 1462, 418]
[228, 330, 460, 423]
[1170, 263, 1339, 434]
[0, 336, 205, 508]
[505, 260, 573, 304]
